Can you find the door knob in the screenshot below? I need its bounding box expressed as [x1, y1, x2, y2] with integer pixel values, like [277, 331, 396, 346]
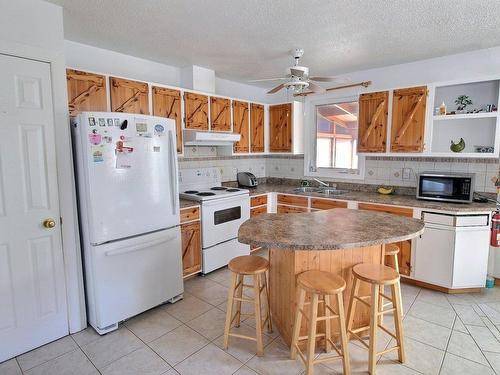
[43, 218, 56, 229]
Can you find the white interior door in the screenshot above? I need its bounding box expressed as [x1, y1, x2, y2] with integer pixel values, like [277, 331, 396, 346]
[0, 54, 68, 361]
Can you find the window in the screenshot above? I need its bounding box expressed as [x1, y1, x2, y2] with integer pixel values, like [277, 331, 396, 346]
[304, 97, 365, 180]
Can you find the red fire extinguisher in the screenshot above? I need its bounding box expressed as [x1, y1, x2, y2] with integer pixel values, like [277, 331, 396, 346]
[491, 210, 500, 247]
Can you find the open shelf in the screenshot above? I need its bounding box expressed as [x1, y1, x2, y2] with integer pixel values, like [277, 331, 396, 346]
[433, 112, 497, 121]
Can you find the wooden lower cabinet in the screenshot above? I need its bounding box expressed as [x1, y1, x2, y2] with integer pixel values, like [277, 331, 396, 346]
[251, 205, 267, 217]
[310, 198, 348, 210]
[277, 205, 308, 214]
[277, 194, 308, 207]
[358, 203, 413, 276]
[181, 221, 201, 277]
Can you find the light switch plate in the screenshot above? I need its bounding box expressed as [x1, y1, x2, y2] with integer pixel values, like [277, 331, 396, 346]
[402, 168, 411, 180]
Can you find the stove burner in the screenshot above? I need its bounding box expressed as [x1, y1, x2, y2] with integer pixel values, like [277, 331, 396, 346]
[184, 190, 199, 194]
[210, 187, 227, 191]
[226, 188, 240, 192]
[196, 192, 216, 197]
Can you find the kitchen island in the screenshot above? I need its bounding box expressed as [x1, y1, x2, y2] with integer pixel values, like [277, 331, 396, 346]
[238, 208, 424, 346]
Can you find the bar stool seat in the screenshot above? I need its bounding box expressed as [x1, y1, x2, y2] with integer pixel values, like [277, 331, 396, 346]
[290, 270, 351, 375]
[347, 263, 405, 375]
[223, 255, 272, 356]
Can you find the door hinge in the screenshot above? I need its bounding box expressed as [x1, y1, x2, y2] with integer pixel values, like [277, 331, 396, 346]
[60, 217, 63, 225]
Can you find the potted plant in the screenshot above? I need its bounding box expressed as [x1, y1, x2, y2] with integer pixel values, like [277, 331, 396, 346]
[455, 95, 472, 112]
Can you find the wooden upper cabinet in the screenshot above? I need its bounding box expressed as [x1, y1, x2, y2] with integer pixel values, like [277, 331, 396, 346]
[110, 77, 149, 114]
[152, 86, 182, 153]
[210, 97, 231, 131]
[269, 103, 292, 152]
[66, 69, 107, 117]
[357, 91, 388, 152]
[233, 100, 249, 153]
[250, 103, 264, 152]
[184, 92, 208, 130]
[390, 86, 427, 153]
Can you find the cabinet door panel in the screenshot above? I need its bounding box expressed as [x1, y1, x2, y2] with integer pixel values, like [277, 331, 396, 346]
[210, 97, 231, 132]
[390, 86, 427, 152]
[233, 100, 249, 153]
[184, 92, 208, 130]
[310, 198, 348, 210]
[66, 69, 107, 117]
[269, 103, 292, 152]
[277, 205, 308, 214]
[181, 221, 201, 277]
[110, 77, 149, 114]
[357, 91, 388, 152]
[251, 205, 267, 217]
[152, 86, 182, 153]
[277, 194, 308, 207]
[250, 103, 264, 152]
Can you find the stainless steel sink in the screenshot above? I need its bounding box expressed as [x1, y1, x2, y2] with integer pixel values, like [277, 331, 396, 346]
[319, 188, 348, 196]
[292, 187, 322, 193]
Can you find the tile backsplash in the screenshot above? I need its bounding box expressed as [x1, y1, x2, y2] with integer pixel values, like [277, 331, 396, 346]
[178, 147, 499, 193]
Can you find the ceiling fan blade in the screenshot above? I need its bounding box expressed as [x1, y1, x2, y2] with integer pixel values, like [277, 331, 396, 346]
[309, 76, 346, 82]
[307, 81, 326, 94]
[248, 77, 287, 82]
[267, 83, 285, 94]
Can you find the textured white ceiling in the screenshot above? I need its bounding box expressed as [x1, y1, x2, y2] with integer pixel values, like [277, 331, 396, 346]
[48, 0, 500, 87]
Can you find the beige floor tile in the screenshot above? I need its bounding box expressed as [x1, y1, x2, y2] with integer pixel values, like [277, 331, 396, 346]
[407, 300, 456, 328]
[0, 358, 22, 375]
[322, 342, 368, 374]
[402, 315, 451, 350]
[101, 347, 171, 375]
[447, 330, 489, 366]
[473, 288, 500, 304]
[71, 327, 101, 347]
[17, 336, 78, 371]
[481, 316, 500, 342]
[375, 359, 424, 375]
[446, 293, 477, 305]
[415, 289, 453, 310]
[384, 336, 444, 375]
[213, 323, 273, 363]
[163, 293, 213, 323]
[483, 351, 500, 374]
[246, 339, 305, 375]
[174, 344, 242, 375]
[186, 307, 227, 340]
[205, 267, 233, 286]
[440, 352, 495, 375]
[124, 307, 182, 343]
[453, 304, 486, 326]
[233, 365, 259, 375]
[453, 317, 468, 333]
[24, 349, 97, 375]
[81, 328, 144, 369]
[479, 303, 500, 324]
[467, 325, 500, 353]
[186, 280, 229, 306]
[149, 325, 209, 366]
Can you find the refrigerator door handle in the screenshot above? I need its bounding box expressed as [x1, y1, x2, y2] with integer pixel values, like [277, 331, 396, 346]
[104, 235, 178, 257]
[168, 130, 179, 215]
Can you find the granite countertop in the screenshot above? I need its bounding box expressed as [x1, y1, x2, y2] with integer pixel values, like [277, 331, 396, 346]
[238, 208, 425, 250]
[179, 199, 200, 209]
[246, 183, 496, 213]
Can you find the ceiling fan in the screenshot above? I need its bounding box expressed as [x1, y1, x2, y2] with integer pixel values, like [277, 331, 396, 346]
[249, 49, 347, 95]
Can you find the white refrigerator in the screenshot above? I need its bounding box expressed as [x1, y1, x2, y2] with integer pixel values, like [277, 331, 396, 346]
[72, 112, 183, 334]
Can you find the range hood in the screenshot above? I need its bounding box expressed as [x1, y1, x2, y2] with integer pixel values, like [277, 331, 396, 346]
[183, 129, 241, 146]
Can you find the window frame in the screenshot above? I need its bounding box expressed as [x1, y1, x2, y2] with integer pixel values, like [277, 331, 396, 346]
[303, 95, 365, 180]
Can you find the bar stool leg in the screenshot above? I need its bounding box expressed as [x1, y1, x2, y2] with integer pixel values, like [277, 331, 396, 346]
[306, 293, 319, 375]
[392, 254, 400, 273]
[337, 291, 351, 375]
[262, 272, 273, 333]
[368, 284, 380, 375]
[346, 277, 360, 340]
[391, 281, 406, 363]
[324, 295, 332, 353]
[223, 272, 238, 349]
[290, 287, 306, 360]
[253, 273, 264, 356]
[234, 274, 244, 327]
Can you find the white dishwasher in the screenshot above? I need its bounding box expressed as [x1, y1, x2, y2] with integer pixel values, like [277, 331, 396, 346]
[414, 211, 490, 289]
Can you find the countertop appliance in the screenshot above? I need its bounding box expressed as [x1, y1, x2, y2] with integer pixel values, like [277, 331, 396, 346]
[416, 171, 475, 203]
[415, 211, 490, 289]
[180, 168, 250, 273]
[237, 171, 258, 188]
[72, 112, 183, 335]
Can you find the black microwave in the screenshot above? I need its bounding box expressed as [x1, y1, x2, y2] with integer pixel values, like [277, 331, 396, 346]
[416, 172, 475, 203]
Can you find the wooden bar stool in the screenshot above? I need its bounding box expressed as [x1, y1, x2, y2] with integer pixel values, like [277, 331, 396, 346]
[385, 243, 400, 273]
[346, 264, 405, 375]
[290, 270, 350, 375]
[223, 255, 272, 356]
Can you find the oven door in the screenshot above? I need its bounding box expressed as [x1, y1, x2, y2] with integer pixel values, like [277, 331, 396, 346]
[201, 194, 250, 248]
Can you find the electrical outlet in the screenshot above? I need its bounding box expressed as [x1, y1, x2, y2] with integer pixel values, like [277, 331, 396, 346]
[402, 168, 411, 180]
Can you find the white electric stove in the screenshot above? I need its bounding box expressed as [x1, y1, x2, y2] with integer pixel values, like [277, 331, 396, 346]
[179, 168, 250, 273]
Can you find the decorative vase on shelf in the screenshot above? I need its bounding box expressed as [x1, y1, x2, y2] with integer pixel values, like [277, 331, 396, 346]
[450, 138, 465, 153]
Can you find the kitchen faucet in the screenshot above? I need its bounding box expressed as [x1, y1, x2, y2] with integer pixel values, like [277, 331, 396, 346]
[313, 178, 332, 188]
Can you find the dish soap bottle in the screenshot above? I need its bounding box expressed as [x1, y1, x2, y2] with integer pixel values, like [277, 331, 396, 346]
[439, 101, 447, 115]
